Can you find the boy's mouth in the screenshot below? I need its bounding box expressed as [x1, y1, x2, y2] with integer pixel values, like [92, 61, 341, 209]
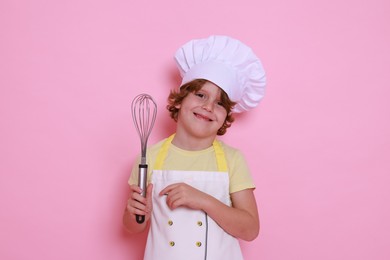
[194, 112, 213, 122]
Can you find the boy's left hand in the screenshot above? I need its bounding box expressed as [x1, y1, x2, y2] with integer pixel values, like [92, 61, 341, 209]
[159, 183, 210, 210]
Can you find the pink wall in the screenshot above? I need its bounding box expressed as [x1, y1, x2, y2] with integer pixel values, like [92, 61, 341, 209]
[1, 0, 389, 259]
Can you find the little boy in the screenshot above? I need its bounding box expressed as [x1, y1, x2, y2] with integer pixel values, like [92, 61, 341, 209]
[123, 35, 266, 260]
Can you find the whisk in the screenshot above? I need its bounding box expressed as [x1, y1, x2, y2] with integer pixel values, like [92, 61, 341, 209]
[131, 94, 157, 224]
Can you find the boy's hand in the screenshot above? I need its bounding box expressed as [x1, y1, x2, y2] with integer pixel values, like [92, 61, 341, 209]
[126, 183, 153, 221]
[159, 183, 210, 210]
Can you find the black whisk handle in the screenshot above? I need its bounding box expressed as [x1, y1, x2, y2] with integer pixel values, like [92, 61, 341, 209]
[136, 215, 145, 224]
[136, 164, 148, 224]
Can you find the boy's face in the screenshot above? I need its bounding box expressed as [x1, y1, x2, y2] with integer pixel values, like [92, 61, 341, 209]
[175, 81, 228, 139]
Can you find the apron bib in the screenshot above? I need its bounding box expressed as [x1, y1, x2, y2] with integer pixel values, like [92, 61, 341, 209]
[144, 135, 243, 260]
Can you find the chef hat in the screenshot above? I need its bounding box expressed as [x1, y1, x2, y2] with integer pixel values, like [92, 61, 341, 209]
[174, 35, 266, 113]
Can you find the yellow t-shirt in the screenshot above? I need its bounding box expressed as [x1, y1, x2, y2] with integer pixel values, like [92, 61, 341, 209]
[129, 138, 255, 194]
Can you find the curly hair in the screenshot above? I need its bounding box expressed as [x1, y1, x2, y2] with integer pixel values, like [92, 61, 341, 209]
[166, 79, 236, 135]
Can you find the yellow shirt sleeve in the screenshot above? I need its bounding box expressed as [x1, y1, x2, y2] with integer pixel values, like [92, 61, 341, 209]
[221, 142, 256, 193]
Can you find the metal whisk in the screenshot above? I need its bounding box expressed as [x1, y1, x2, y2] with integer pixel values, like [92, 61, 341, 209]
[131, 94, 157, 224]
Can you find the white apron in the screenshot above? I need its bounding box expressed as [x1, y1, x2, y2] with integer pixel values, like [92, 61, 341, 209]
[144, 135, 243, 260]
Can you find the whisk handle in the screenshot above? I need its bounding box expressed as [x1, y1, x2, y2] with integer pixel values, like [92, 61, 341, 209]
[136, 164, 148, 224]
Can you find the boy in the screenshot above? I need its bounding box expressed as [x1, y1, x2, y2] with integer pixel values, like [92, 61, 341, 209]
[123, 35, 266, 260]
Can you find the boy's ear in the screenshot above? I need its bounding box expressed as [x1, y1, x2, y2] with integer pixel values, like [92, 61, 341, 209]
[174, 104, 181, 109]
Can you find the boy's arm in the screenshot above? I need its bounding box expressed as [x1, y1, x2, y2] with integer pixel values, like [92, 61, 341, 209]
[203, 188, 259, 241]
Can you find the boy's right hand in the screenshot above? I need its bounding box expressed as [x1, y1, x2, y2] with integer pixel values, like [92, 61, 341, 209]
[126, 183, 153, 222]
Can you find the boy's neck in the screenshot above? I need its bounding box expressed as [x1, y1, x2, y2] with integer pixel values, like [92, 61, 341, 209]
[171, 131, 216, 151]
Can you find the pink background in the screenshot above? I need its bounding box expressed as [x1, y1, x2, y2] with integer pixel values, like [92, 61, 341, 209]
[1, 0, 389, 259]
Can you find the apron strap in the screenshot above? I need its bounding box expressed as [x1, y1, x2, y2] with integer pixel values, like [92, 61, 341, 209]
[153, 134, 228, 172]
[213, 139, 228, 172]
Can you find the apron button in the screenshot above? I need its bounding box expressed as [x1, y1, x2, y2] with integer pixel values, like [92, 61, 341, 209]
[197, 221, 203, 226]
[196, 241, 202, 247]
[169, 241, 175, 247]
[168, 220, 173, 226]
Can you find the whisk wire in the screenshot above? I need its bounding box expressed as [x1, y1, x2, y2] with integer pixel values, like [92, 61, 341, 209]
[131, 94, 157, 165]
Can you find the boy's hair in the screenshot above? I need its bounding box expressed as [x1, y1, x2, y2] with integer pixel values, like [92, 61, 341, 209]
[167, 79, 236, 135]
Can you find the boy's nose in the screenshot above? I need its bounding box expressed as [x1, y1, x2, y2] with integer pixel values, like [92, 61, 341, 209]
[202, 101, 214, 111]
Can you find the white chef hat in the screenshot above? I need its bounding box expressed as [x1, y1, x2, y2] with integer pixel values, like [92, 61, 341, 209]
[174, 35, 266, 113]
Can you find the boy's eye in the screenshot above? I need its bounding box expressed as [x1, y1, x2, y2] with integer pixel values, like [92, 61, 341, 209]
[195, 93, 205, 98]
